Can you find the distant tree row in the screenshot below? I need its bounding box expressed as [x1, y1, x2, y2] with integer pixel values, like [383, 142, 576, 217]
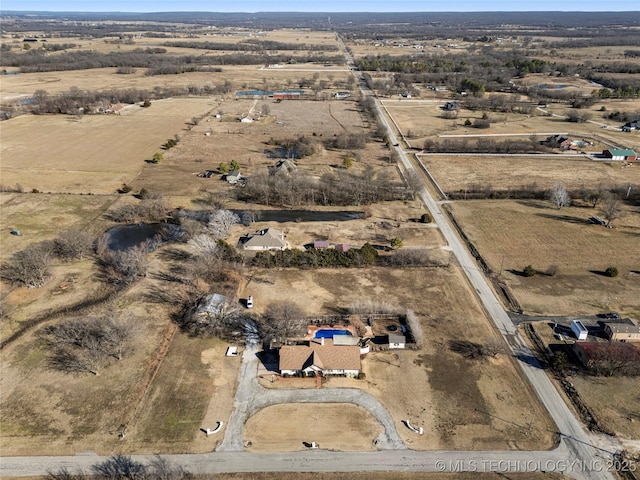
[1, 48, 343, 73]
[28, 82, 232, 115]
[164, 39, 338, 52]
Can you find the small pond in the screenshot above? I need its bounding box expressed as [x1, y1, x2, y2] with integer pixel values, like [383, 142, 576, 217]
[105, 223, 178, 251]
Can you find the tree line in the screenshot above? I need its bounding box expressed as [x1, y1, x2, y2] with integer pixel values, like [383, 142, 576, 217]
[26, 82, 232, 115]
[163, 39, 338, 52]
[1, 48, 343, 73]
[238, 167, 407, 207]
[422, 137, 546, 154]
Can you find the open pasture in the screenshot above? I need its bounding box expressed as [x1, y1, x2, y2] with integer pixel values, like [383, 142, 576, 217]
[448, 200, 640, 318]
[419, 154, 639, 193]
[0, 97, 217, 193]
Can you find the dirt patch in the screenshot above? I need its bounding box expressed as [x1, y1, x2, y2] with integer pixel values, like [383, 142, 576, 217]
[244, 403, 382, 452]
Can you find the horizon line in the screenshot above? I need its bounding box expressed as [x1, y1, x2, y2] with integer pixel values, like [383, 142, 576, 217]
[2, 9, 639, 13]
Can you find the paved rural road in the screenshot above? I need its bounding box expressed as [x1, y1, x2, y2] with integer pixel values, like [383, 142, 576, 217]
[370, 76, 620, 480]
[0, 33, 623, 480]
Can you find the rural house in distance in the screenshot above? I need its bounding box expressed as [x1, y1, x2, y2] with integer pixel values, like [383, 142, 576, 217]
[238, 228, 287, 250]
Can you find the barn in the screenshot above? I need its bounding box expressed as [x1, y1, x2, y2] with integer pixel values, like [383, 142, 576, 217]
[602, 149, 637, 161]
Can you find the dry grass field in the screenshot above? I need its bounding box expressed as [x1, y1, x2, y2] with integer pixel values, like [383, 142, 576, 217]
[244, 403, 383, 452]
[0, 262, 238, 456]
[1, 97, 219, 193]
[383, 96, 640, 154]
[0, 193, 116, 261]
[126, 98, 376, 198]
[447, 200, 640, 318]
[569, 375, 640, 446]
[419, 155, 638, 192]
[243, 266, 555, 451]
[3, 19, 637, 464]
[0, 64, 351, 104]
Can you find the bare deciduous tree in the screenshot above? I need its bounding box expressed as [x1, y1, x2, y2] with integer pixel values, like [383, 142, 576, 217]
[208, 209, 240, 240]
[549, 181, 571, 209]
[600, 193, 623, 227]
[584, 185, 605, 209]
[45, 313, 138, 375]
[404, 170, 423, 200]
[0, 241, 52, 287]
[47, 454, 192, 480]
[481, 338, 508, 357]
[261, 301, 307, 342]
[91, 455, 147, 479]
[241, 209, 262, 226]
[53, 229, 94, 261]
[99, 243, 150, 285]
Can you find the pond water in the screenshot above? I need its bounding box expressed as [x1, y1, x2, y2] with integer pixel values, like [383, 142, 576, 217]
[231, 209, 365, 223]
[105, 223, 177, 251]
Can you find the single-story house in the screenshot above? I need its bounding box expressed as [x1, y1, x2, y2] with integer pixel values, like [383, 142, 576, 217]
[604, 322, 640, 343]
[602, 149, 637, 161]
[240, 116, 254, 123]
[313, 240, 331, 249]
[621, 120, 639, 132]
[335, 244, 351, 252]
[238, 228, 287, 250]
[388, 333, 406, 349]
[279, 338, 361, 377]
[226, 170, 241, 184]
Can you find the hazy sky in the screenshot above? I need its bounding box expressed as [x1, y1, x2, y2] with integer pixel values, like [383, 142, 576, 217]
[0, 0, 636, 12]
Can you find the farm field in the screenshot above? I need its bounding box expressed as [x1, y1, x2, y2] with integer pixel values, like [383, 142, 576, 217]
[1, 97, 220, 193]
[243, 266, 555, 451]
[447, 200, 640, 318]
[419, 154, 638, 193]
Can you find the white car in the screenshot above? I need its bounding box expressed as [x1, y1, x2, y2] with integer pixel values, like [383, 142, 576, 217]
[246, 296, 253, 309]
